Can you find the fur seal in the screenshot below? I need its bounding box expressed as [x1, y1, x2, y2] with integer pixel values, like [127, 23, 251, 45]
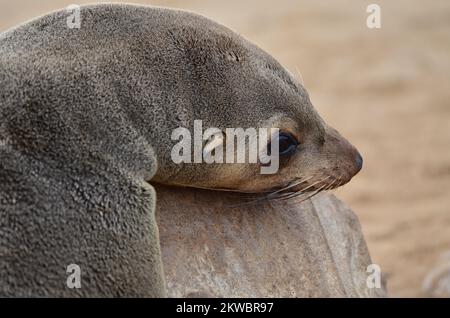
[0, 4, 362, 297]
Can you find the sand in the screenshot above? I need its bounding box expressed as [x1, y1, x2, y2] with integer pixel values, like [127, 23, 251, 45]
[1, 0, 449, 297]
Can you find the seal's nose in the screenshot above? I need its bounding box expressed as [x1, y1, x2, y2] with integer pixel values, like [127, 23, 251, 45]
[354, 151, 363, 173]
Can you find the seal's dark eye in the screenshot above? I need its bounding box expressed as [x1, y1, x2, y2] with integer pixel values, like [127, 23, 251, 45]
[278, 132, 298, 156]
[267, 132, 298, 157]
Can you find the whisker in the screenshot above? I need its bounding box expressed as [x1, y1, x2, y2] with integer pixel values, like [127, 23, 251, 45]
[338, 174, 344, 187]
[225, 196, 267, 208]
[267, 176, 314, 198]
[324, 177, 338, 191]
[225, 172, 341, 208]
[293, 182, 329, 204]
[226, 175, 316, 207]
[221, 176, 311, 203]
[278, 176, 331, 201]
[295, 66, 304, 85]
[324, 174, 343, 197]
[331, 174, 344, 195]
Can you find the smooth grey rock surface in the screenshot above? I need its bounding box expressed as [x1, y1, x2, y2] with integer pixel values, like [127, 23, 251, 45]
[155, 185, 386, 297]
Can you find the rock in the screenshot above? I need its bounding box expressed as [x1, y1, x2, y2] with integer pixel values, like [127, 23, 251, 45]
[155, 185, 387, 297]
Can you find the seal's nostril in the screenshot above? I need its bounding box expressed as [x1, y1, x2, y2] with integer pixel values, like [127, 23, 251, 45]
[354, 152, 363, 172]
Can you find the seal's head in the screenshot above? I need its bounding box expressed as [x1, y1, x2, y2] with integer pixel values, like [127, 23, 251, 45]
[149, 10, 362, 195]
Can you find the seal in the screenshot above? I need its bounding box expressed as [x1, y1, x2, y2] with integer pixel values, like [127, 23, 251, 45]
[0, 4, 362, 296]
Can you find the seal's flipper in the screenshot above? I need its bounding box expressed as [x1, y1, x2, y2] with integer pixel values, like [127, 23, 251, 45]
[0, 149, 166, 297]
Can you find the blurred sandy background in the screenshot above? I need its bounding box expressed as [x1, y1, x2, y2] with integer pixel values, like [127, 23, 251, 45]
[1, 0, 449, 297]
